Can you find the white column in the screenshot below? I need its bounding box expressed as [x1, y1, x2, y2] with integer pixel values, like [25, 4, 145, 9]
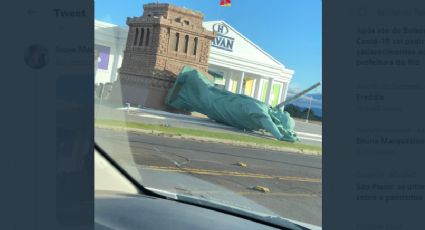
[250, 78, 257, 97]
[281, 82, 289, 102]
[224, 73, 231, 91]
[254, 78, 262, 99]
[276, 82, 284, 103]
[228, 71, 234, 92]
[236, 71, 245, 94]
[279, 82, 289, 110]
[265, 78, 274, 106]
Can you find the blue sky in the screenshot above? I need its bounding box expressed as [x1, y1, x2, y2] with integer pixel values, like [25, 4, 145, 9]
[95, 0, 322, 95]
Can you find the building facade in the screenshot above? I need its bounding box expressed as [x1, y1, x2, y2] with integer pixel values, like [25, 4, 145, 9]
[95, 20, 128, 84]
[203, 21, 294, 107]
[95, 4, 294, 109]
[108, 3, 215, 110]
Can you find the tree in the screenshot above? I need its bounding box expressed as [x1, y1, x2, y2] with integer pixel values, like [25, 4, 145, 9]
[284, 104, 322, 122]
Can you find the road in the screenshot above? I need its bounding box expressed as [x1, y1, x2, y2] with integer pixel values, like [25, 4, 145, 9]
[293, 120, 322, 145]
[112, 107, 322, 146]
[96, 128, 322, 226]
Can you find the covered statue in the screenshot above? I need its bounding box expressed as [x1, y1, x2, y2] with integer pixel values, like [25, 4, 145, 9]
[165, 66, 302, 142]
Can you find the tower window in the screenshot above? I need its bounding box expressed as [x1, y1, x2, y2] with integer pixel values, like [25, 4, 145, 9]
[139, 28, 145, 46]
[184, 35, 189, 53]
[193, 37, 198, 55]
[175, 33, 180, 51]
[145, 28, 150, 46]
[133, 28, 139, 46]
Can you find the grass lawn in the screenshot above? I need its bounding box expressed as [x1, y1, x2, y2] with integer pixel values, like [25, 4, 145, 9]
[95, 119, 322, 155]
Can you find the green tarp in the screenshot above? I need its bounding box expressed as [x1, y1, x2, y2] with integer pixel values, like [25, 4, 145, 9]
[165, 66, 298, 142]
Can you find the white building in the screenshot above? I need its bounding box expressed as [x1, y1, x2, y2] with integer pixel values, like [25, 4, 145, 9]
[95, 20, 128, 84]
[95, 19, 294, 107]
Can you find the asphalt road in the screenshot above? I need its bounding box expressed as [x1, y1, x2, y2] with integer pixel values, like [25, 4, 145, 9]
[96, 128, 322, 226]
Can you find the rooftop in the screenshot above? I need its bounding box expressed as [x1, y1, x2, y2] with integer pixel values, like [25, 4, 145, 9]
[143, 3, 204, 18]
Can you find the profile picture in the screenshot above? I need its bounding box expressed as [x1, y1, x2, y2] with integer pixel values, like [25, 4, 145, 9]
[24, 44, 49, 69]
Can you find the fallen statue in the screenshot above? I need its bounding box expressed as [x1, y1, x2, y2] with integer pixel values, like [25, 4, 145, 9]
[165, 66, 312, 142]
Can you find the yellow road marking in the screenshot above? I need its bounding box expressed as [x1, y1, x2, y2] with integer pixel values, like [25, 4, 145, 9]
[142, 166, 322, 183]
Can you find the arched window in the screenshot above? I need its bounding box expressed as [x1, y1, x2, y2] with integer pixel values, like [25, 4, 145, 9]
[139, 28, 145, 46]
[184, 35, 189, 53]
[175, 33, 180, 51]
[145, 28, 150, 46]
[133, 28, 139, 46]
[193, 37, 198, 55]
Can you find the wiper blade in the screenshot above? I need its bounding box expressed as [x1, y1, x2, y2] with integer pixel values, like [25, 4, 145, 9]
[95, 142, 168, 199]
[176, 194, 305, 230]
[147, 187, 308, 230]
[176, 194, 306, 230]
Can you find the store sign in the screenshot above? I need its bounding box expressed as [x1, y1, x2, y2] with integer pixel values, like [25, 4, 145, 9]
[212, 23, 234, 52]
[95, 44, 111, 70]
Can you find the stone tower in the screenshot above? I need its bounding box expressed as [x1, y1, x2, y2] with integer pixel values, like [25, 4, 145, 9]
[110, 3, 215, 110]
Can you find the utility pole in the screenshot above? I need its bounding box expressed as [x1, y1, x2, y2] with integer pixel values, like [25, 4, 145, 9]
[306, 96, 313, 123]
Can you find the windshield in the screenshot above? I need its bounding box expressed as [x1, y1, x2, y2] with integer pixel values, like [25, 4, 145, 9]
[95, 0, 322, 227]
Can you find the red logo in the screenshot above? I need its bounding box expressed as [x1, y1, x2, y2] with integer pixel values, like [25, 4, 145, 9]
[220, 0, 231, 7]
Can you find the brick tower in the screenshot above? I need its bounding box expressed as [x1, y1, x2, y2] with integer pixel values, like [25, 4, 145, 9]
[110, 3, 215, 110]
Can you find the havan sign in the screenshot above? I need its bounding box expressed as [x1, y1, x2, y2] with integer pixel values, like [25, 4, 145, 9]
[212, 23, 234, 52]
